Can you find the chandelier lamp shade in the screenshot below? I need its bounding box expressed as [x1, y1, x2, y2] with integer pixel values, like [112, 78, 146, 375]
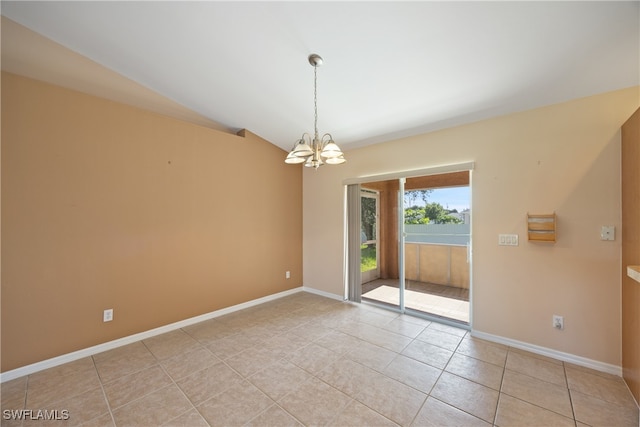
[284, 54, 346, 169]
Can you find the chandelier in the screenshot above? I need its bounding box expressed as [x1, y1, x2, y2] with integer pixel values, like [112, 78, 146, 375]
[285, 54, 346, 169]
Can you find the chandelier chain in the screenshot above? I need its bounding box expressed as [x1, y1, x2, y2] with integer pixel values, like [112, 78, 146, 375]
[313, 64, 318, 140]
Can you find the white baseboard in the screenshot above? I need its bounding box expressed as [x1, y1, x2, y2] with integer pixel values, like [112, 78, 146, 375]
[471, 330, 622, 377]
[0, 286, 305, 383]
[5, 289, 626, 387]
[302, 286, 345, 301]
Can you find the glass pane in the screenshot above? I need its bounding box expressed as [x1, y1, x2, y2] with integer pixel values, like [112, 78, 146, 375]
[360, 191, 383, 300]
[403, 186, 471, 324]
[361, 196, 376, 241]
[361, 242, 377, 272]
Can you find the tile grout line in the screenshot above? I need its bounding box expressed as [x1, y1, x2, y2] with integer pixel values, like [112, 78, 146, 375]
[141, 340, 208, 427]
[241, 356, 308, 427]
[91, 355, 117, 427]
[23, 374, 30, 412]
[499, 349, 584, 425]
[491, 345, 511, 427]
[562, 361, 580, 427]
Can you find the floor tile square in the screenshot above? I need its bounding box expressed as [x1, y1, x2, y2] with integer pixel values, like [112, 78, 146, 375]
[456, 337, 508, 366]
[176, 362, 243, 405]
[355, 369, 427, 426]
[196, 380, 273, 427]
[159, 345, 220, 381]
[93, 342, 157, 383]
[182, 319, 237, 344]
[26, 366, 102, 408]
[501, 369, 573, 418]
[383, 354, 442, 394]
[163, 408, 209, 427]
[248, 359, 313, 401]
[416, 327, 464, 351]
[1, 377, 27, 410]
[339, 322, 412, 353]
[225, 346, 281, 377]
[380, 317, 427, 338]
[445, 353, 504, 390]
[102, 365, 172, 409]
[427, 322, 468, 337]
[505, 350, 566, 386]
[401, 339, 454, 369]
[316, 358, 373, 398]
[431, 371, 499, 423]
[565, 366, 638, 408]
[495, 393, 575, 427]
[245, 404, 303, 427]
[41, 387, 110, 426]
[112, 385, 192, 427]
[142, 329, 201, 360]
[313, 330, 365, 355]
[571, 389, 640, 427]
[206, 332, 263, 360]
[329, 399, 398, 427]
[278, 377, 351, 426]
[286, 343, 340, 375]
[412, 396, 490, 427]
[345, 341, 397, 371]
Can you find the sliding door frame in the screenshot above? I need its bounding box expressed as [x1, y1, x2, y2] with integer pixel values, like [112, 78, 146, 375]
[398, 178, 406, 311]
[344, 162, 475, 328]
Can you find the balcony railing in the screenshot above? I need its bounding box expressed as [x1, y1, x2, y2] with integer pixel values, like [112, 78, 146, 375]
[404, 242, 469, 290]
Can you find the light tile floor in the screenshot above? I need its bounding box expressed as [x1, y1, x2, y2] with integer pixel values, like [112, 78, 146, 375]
[362, 285, 470, 323]
[1, 292, 638, 426]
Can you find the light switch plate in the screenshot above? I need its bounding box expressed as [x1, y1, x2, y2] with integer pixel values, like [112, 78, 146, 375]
[498, 234, 519, 246]
[600, 225, 615, 241]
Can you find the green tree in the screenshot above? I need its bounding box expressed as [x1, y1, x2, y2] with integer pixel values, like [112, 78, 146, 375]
[361, 197, 376, 241]
[404, 207, 430, 224]
[404, 189, 433, 207]
[424, 202, 446, 223]
[424, 202, 462, 224]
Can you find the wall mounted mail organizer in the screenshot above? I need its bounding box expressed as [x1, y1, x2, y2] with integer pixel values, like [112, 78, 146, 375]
[527, 213, 556, 242]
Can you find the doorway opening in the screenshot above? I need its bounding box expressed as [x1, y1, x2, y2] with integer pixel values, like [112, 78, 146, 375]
[352, 169, 471, 326]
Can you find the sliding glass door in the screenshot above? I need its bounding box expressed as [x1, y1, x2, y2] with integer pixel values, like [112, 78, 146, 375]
[347, 164, 473, 327]
[403, 183, 471, 324]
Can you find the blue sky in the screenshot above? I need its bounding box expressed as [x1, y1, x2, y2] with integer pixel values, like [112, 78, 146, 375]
[406, 186, 470, 212]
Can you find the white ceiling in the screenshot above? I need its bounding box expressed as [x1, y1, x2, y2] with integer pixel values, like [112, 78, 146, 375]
[2, 1, 639, 152]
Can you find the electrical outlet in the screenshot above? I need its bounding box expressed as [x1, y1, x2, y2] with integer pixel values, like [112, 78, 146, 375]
[103, 309, 113, 322]
[600, 225, 615, 241]
[285, 271, 291, 279]
[552, 315, 564, 330]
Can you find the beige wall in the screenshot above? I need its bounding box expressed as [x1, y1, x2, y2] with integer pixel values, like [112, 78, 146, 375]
[303, 87, 639, 366]
[1, 72, 302, 372]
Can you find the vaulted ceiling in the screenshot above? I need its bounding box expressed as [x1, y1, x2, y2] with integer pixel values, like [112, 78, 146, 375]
[2, 1, 638, 151]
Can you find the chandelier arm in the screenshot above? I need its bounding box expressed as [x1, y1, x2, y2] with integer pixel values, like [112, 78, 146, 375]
[321, 133, 333, 145]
